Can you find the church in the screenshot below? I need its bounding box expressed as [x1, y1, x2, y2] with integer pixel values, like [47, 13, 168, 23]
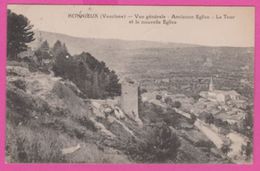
[199, 77, 240, 103]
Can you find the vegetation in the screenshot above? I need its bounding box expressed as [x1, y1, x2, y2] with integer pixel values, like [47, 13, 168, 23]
[156, 94, 162, 100]
[221, 143, 231, 155]
[172, 101, 182, 108]
[241, 141, 252, 160]
[241, 105, 253, 138]
[188, 113, 197, 124]
[7, 10, 35, 59]
[199, 112, 214, 125]
[35, 41, 52, 62]
[127, 123, 181, 163]
[6, 10, 252, 164]
[6, 126, 66, 163]
[52, 41, 121, 99]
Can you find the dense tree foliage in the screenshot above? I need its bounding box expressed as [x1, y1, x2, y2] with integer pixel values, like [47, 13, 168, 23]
[52, 40, 121, 98]
[35, 41, 52, 63]
[51, 40, 68, 57]
[7, 10, 35, 59]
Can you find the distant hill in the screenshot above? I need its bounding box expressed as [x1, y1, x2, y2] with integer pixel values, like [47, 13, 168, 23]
[31, 30, 200, 54]
[30, 30, 200, 73]
[30, 30, 254, 80]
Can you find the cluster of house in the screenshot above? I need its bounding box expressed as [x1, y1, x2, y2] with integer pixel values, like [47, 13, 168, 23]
[197, 77, 247, 125]
[141, 76, 248, 127]
[199, 77, 241, 104]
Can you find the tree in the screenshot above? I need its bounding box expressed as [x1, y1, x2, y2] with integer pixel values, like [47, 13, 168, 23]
[35, 40, 51, 64]
[52, 44, 121, 99]
[105, 70, 121, 97]
[52, 40, 68, 56]
[7, 10, 35, 59]
[38, 40, 50, 51]
[242, 106, 253, 137]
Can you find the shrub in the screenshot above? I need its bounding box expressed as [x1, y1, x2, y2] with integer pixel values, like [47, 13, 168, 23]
[126, 123, 181, 163]
[172, 101, 181, 108]
[156, 95, 162, 100]
[188, 113, 197, 124]
[165, 97, 173, 106]
[221, 143, 231, 155]
[205, 113, 214, 124]
[12, 79, 26, 91]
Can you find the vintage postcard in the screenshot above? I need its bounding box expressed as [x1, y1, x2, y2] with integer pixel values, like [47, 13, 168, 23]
[3, 2, 256, 166]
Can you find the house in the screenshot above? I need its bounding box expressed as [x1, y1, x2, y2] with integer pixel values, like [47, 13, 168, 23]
[200, 77, 240, 104]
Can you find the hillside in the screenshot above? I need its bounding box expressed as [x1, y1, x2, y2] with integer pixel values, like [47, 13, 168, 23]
[31, 31, 254, 80]
[6, 60, 227, 163]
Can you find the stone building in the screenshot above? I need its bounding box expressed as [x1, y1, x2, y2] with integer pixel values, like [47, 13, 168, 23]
[120, 78, 143, 126]
[200, 77, 240, 104]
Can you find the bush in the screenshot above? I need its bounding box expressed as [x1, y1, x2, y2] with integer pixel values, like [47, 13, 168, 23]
[126, 123, 181, 163]
[188, 113, 197, 124]
[12, 79, 26, 91]
[205, 113, 214, 124]
[156, 95, 162, 100]
[172, 101, 181, 108]
[165, 97, 173, 106]
[221, 143, 231, 155]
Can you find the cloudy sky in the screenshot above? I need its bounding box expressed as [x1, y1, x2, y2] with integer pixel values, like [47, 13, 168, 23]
[8, 5, 255, 47]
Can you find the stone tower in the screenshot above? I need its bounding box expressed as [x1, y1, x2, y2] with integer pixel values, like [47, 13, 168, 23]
[209, 77, 215, 92]
[120, 78, 143, 127]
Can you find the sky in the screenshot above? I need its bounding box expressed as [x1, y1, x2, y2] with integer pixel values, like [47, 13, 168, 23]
[8, 5, 255, 47]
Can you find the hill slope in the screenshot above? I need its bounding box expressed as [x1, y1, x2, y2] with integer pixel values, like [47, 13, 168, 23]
[6, 61, 227, 163]
[30, 30, 254, 80]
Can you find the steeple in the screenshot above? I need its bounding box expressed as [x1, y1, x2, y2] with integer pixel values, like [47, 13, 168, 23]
[209, 77, 214, 91]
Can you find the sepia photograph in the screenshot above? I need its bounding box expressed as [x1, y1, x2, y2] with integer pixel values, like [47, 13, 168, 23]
[6, 5, 254, 164]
